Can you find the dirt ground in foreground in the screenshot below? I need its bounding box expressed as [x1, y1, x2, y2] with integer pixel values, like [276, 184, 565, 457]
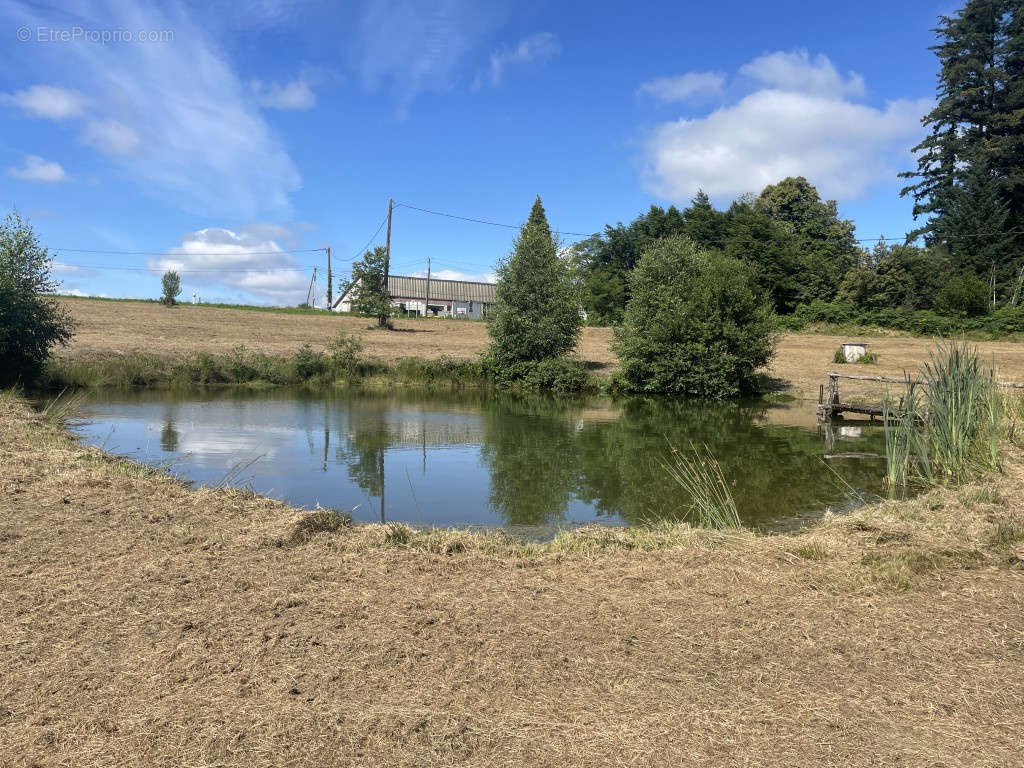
[2, 395, 1023, 767]
[58, 297, 1024, 399]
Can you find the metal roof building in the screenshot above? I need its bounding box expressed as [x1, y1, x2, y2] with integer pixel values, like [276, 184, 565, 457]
[333, 274, 496, 318]
[385, 275, 495, 304]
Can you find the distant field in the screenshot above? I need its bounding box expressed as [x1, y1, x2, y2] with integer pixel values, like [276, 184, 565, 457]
[57, 297, 1024, 400]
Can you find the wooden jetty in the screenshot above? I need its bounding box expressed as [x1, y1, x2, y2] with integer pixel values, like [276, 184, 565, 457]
[817, 372, 917, 422]
[817, 370, 1024, 421]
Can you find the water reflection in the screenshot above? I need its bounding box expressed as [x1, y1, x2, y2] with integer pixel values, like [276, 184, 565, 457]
[73, 389, 889, 531]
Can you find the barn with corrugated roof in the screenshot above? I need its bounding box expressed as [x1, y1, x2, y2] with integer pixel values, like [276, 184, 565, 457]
[332, 274, 496, 319]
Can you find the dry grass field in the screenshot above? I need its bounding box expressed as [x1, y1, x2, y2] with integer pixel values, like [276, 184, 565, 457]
[2, 393, 1023, 767]
[58, 297, 1024, 399]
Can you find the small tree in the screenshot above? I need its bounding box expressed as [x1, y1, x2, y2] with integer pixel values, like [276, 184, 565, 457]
[613, 236, 776, 398]
[160, 270, 182, 306]
[487, 196, 582, 378]
[935, 272, 990, 317]
[349, 246, 393, 326]
[0, 210, 74, 386]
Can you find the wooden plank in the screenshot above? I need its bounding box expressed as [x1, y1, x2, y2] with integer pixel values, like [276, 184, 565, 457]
[827, 371, 1024, 388]
[828, 371, 920, 385]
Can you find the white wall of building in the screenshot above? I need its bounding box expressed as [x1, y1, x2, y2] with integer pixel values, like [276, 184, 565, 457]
[335, 295, 488, 318]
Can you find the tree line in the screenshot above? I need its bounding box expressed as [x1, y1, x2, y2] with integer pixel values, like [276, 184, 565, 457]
[570, 0, 1024, 330]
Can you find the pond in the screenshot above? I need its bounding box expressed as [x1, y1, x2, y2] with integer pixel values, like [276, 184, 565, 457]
[71, 389, 889, 533]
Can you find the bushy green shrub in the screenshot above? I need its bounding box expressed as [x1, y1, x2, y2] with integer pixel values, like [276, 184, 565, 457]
[985, 305, 1024, 334]
[327, 331, 364, 376]
[613, 236, 776, 398]
[522, 357, 592, 394]
[791, 299, 857, 326]
[935, 273, 990, 317]
[292, 344, 328, 380]
[0, 210, 74, 386]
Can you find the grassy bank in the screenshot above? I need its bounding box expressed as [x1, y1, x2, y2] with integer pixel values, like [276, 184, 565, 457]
[53, 296, 1024, 401]
[44, 344, 498, 392]
[2, 392, 1023, 765]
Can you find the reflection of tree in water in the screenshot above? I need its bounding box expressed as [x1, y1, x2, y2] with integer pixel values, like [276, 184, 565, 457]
[339, 406, 390, 498]
[479, 395, 581, 526]
[323, 389, 887, 530]
[573, 397, 887, 527]
[159, 404, 180, 452]
[160, 421, 179, 452]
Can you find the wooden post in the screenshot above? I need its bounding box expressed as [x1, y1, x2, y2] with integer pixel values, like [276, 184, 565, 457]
[381, 198, 393, 327]
[326, 246, 332, 309]
[425, 256, 431, 317]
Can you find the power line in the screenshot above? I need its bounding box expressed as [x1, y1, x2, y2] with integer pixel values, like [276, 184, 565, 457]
[395, 201, 1024, 245]
[346, 205, 391, 261]
[52, 247, 326, 256]
[394, 202, 595, 237]
[56, 264, 321, 273]
[853, 228, 1024, 244]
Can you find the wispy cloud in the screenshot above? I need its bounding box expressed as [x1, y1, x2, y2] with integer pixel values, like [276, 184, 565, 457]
[0, 84, 87, 119]
[637, 72, 725, 103]
[354, 0, 497, 116]
[642, 51, 928, 201]
[80, 119, 141, 155]
[3, 0, 301, 219]
[251, 78, 316, 110]
[488, 32, 560, 86]
[8, 155, 68, 183]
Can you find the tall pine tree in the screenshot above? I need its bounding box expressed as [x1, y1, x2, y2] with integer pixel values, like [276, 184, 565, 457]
[487, 197, 582, 373]
[901, 1, 1022, 300]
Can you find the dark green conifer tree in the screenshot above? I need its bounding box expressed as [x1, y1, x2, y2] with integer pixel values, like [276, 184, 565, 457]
[487, 197, 582, 377]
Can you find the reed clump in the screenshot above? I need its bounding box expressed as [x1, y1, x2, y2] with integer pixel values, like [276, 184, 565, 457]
[884, 342, 1007, 491]
[662, 443, 742, 530]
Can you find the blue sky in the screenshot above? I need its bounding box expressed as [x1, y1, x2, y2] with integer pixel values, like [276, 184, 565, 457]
[1, 0, 950, 305]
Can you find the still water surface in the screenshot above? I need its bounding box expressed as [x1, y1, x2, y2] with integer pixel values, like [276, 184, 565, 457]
[72, 389, 888, 532]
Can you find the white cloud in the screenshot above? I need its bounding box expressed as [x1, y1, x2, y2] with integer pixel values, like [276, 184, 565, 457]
[149, 226, 312, 305]
[642, 51, 929, 201]
[80, 120, 142, 155]
[8, 155, 68, 183]
[637, 72, 725, 103]
[5, 1, 300, 219]
[739, 50, 865, 98]
[251, 78, 316, 110]
[57, 288, 107, 298]
[0, 84, 87, 120]
[489, 32, 560, 86]
[411, 268, 495, 283]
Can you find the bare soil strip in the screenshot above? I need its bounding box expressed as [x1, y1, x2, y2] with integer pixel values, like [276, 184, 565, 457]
[57, 297, 1024, 399]
[2, 395, 1023, 766]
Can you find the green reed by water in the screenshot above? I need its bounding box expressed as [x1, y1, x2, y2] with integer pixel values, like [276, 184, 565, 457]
[884, 342, 1006, 490]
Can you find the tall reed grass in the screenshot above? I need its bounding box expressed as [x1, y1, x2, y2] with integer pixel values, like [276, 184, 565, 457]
[663, 443, 741, 530]
[883, 342, 1003, 490]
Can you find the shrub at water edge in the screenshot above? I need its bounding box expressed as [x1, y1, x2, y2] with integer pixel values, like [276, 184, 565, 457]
[613, 236, 776, 398]
[0, 210, 75, 387]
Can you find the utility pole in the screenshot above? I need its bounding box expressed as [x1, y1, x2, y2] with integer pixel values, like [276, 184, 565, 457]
[326, 246, 332, 310]
[306, 266, 317, 308]
[425, 256, 431, 317]
[381, 197, 393, 327]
